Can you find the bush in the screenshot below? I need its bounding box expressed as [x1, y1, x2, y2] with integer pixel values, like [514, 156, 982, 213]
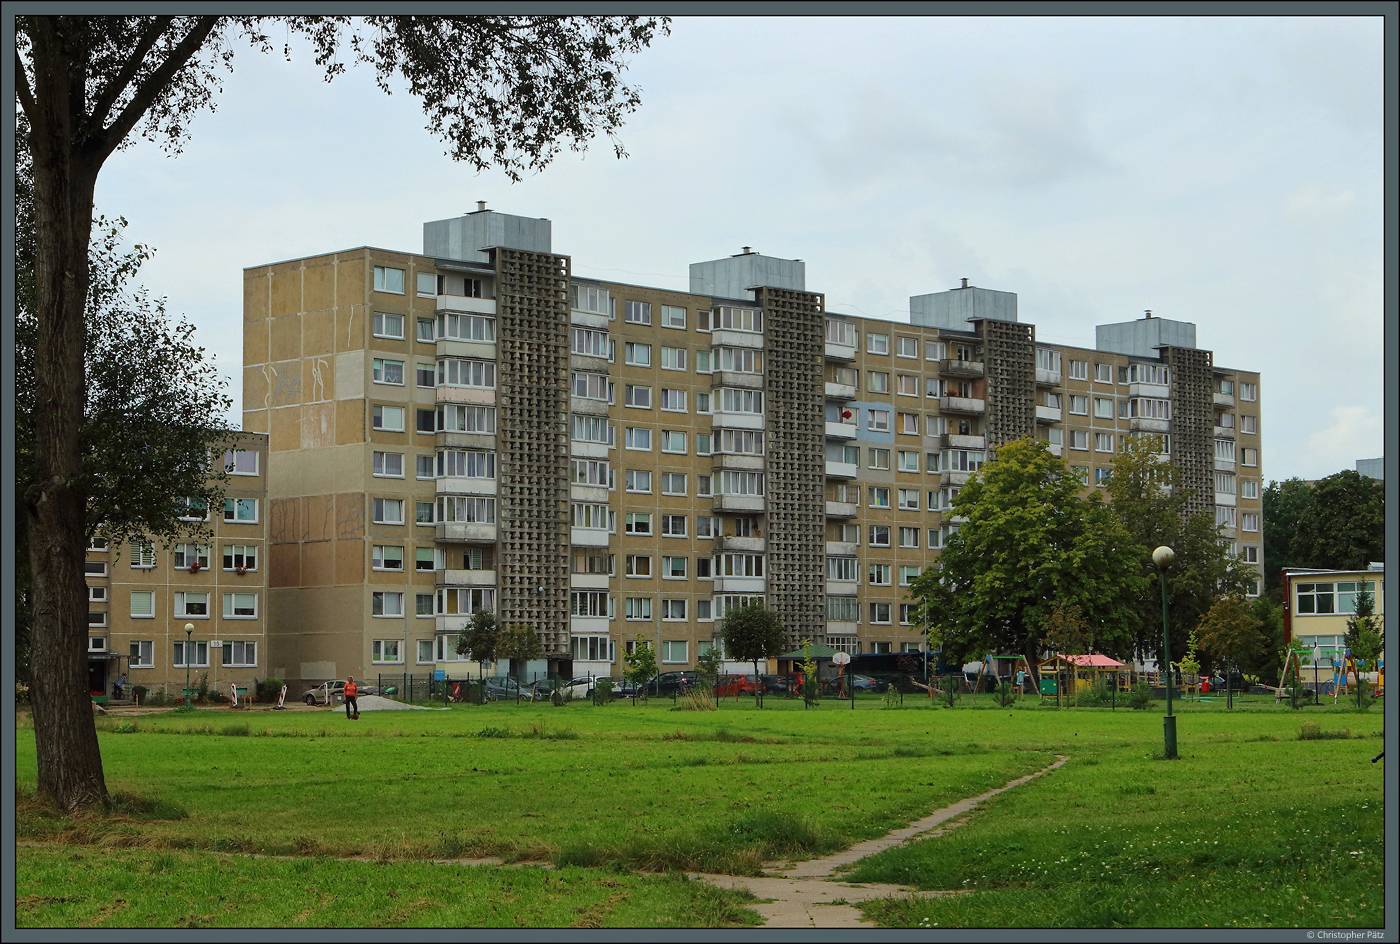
[993, 681, 1017, 708]
[1128, 682, 1154, 710]
[593, 678, 614, 704]
[255, 678, 284, 702]
[1299, 722, 1351, 740]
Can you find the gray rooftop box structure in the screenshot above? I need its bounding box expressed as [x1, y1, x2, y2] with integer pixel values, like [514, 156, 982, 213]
[689, 251, 805, 301]
[1095, 314, 1197, 357]
[909, 284, 1019, 330]
[423, 208, 552, 264]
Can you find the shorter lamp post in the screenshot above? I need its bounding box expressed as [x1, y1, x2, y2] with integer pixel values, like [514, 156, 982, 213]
[183, 622, 195, 709]
[1312, 641, 1320, 706]
[1153, 546, 1177, 759]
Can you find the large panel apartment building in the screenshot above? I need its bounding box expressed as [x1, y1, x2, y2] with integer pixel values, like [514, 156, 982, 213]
[223, 207, 1261, 692]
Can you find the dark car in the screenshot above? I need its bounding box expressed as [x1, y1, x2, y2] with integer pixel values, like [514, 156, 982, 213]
[645, 671, 700, 696]
[820, 673, 887, 695]
[609, 678, 641, 698]
[758, 674, 790, 694]
[482, 677, 533, 701]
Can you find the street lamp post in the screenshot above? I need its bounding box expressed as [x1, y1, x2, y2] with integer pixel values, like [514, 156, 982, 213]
[1153, 546, 1177, 759]
[1312, 642, 1320, 706]
[183, 622, 195, 709]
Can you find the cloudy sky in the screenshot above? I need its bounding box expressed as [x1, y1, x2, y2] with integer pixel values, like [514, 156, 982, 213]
[91, 15, 1385, 483]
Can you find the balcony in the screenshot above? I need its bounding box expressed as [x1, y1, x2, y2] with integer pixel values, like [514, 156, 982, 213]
[437, 523, 497, 543]
[825, 500, 857, 518]
[712, 411, 765, 431]
[714, 576, 766, 594]
[1215, 491, 1236, 507]
[1130, 416, 1170, 433]
[436, 386, 496, 407]
[569, 308, 608, 330]
[438, 431, 496, 451]
[940, 358, 984, 378]
[436, 339, 497, 361]
[569, 484, 608, 503]
[569, 439, 608, 459]
[1034, 406, 1062, 425]
[1046, 442, 1063, 458]
[437, 294, 497, 316]
[1213, 425, 1236, 440]
[824, 340, 857, 362]
[570, 572, 610, 590]
[1215, 458, 1235, 473]
[715, 534, 765, 553]
[1213, 392, 1235, 408]
[825, 620, 858, 635]
[824, 380, 857, 400]
[824, 460, 858, 479]
[940, 470, 972, 487]
[1129, 381, 1170, 399]
[711, 329, 763, 351]
[570, 527, 610, 547]
[438, 477, 497, 497]
[940, 433, 985, 450]
[570, 615, 610, 634]
[713, 453, 765, 472]
[825, 541, 857, 556]
[714, 494, 766, 514]
[712, 370, 763, 389]
[825, 581, 858, 597]
[570, 396, 609, 416]
[825, 421, 858, 440]
[1036, 368, 1062, 386]
[439, 569, 496, 588]
[939, 396, 986, 415]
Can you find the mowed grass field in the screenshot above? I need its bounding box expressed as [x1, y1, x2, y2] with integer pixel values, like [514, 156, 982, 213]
[14, 695, 1387, 929]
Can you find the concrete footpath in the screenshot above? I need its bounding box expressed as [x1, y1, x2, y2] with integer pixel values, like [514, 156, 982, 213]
[691, 754, 1069, 929]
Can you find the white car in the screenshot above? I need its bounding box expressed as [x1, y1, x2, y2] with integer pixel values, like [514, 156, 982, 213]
[302, 680, 377, 706]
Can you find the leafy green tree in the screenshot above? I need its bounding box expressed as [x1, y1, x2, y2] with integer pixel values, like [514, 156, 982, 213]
[912, 437, 1146, 672]
[455, 609, 499, 681]
[16, 13, 668, 811]
[1262, 478, 1314, 596]
[1195, 594, 1266, 684]
[1345, 583, 1382, 707]
[495, 624, 544, 687]
[1249, 597, 1285, 683]
[1263, 472, 1384, 597]
[1106, 435, 1257, 667]
[720, 602, 787, 707]
[695, 643, 723, 684]
[623, 637, 658, 694]
[1043, 602, 1092, 707]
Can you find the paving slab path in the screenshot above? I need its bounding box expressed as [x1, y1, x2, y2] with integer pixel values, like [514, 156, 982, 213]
[691, 753, 1069, 929]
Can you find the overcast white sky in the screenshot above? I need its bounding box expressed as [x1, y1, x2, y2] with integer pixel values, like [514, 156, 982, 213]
[92, 15, 1385, 484]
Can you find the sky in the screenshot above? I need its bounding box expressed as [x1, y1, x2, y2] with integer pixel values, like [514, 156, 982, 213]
[89, 15, 1386, 484]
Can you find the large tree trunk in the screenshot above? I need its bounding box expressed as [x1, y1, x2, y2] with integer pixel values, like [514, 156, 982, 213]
[25, 21, 108, 811]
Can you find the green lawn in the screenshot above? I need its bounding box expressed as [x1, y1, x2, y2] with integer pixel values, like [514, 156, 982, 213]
[14, 696, 1387, 928]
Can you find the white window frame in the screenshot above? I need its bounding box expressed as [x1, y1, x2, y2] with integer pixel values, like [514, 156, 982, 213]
[174, 591, 210, 619]
[372, 639, 404, 664]
[373, 452, 405, 478]
[372, 358, 405, 385]
[373, 267, 405, 296]
[372, 591, 405, 617]
[222, 592, 258, 619]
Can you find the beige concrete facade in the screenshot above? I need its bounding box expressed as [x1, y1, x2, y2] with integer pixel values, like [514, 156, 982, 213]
[83, 433, 269, 700]
[240, 212, 1265, 689]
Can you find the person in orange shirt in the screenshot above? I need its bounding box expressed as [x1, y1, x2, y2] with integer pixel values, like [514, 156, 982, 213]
[344, 676, 359, 719]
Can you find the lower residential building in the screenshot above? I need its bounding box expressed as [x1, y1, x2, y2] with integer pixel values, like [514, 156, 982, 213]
[1282, 564, 1386, 690]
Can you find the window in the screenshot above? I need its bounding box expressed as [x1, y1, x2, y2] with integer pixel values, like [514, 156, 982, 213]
[661, 472, 687, 496]
[1215, 439, 1236, 462]
[869, 525, 890, 547]
[414, 271, 438, 297]
[571, 413, 611, 444]
[1095, 468, 1112, 486]
[927, 528, 942, 548]
[129, 640, 154, 668]
[867, 371, 889, 393]
[661, 639, 687, 661]
[128, 590, 155, 619]
[175, 592, 209, 618]
[1242, 545, 1260, 564]
[660, 346, 687, 371]
[697, 516, 719, 539]
[88, 537, 110, 551]
[572, 503, 609, 530]
[1068, 396, 1088, 415]
[1068, 359, 1088, 380]
[662, 600, 687, 622]
[437, 496, 497, 524]
[372, 546, 404, 571]
[1242, 512, 1260, 532]
[1093, 398, 1114, 419]
[1242, 448, 1258, 467]
[437, 312, 495, 341]
[897, 374, 919, 397]
[717, 347, 761, 373]
[897, 413, 918, 436]
[223, 450, 258, 476]
[624, 342, 652, 367]
[571, 327, 609, 359]
[696, 474, 712, 497]
[625, 428, 652, 451]
[416, 317, 435, 343]
[661, 305, 686, 328]
[625, 597, 653, 621]
[88, 585, 108, 603]
[868, 487, 890, 508]
[718, 470, 763, 496]
[926, 378, 943, 399]
[695, 391, 711, 415]
[1094, 363, 1112, 383]
[897, 451, 920, 473]
[868, 564, 891, 585]
[867, 333, 889, 355]
[416, 455, 435, 480]
[373, 452, 404, 477]
[1069, 431, 1089, 451]
[416, 408, 435, 433]
[439, 404, 496, 433]
[85, 560, 108, 577]
[573, 284, 611, 314]
[223, 498, 258, 523]
[624, 384, 651, 409]
[1240, 480, 1259, 500]
[373, 266, 405, 295]
[900, 565, 921, 587]
[436, 358, 495, 388]
[718, 388, 763, 413]
[222, 593, 257, 619]
[372, 498, 405, 524]
[661, 430, 687, 454]
[662, 556, 688, 579]
[373, 405, 405, 432]
[898, 489, 919, 510]
[129, 541, 155, 569]
[172, 544, 209, 570]
[1215, 472, 1236, 495]
[571, 459, 610, 487]
[896, 336, 918, 358]
[869, 603, 891, 624]
[372, 358, 405, 386]
[372, 640, 403, 664]
[714, 306, 762, 332]
[1239, 382, 1257, 401]
[694, 349, 713, 373]
[1296, 583, 1337, 614]
[1094, 432, 1114, 453]
[624, 301, 652, 325]
[899, 604, 917, 625]
[867, 411, 891, 433]
[625, 513, 652, 535]
[1216, 506, 1237, 529]
[1217, 379, 1235, 396]
[625, 469, 652, 493]
[372, 592, 404, 617]
[413, 548, 436, 573]
[1241, 415, 1257, 434]
[695, 432, 712, 456]
[899, 527, 920, 548]
[925, 340, 945, 361]
[173, 639, 208, 667]
[625, 554, 653, 578]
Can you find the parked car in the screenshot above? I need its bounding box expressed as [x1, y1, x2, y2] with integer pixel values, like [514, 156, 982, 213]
[819, 673, 887, 695]
[482, 677, 533, 701]
[528, 677, 599, 701]
[645, 671, 700, 697]
[302, 679, 378, 706]
[758, 674, 791, 694]
[609, 678, 641, 699]
[715, 673, 759, 697]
